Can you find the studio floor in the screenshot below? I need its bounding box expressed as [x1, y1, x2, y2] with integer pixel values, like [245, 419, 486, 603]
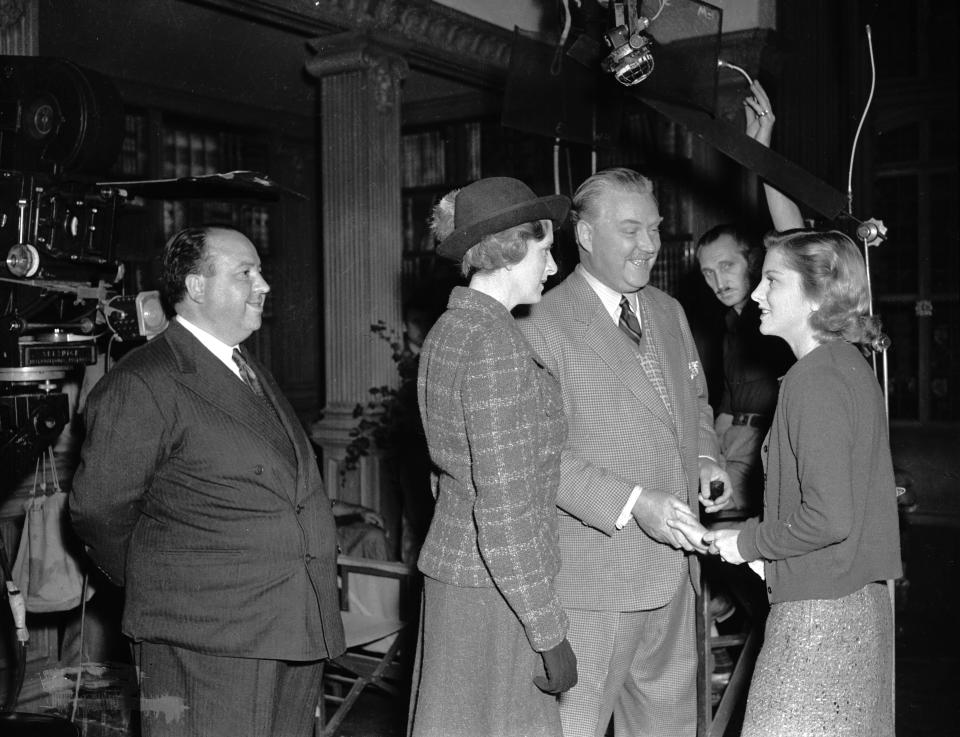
[330, 520, 959, 737]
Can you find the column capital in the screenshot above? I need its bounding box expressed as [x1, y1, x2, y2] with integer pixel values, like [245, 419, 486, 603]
[306, 31, 409, 80]
[306, 31, 409, 111]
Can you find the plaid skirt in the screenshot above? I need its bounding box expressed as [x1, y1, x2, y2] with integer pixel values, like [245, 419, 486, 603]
[741, 582, 895, 737]
[406, 577, 563, 737]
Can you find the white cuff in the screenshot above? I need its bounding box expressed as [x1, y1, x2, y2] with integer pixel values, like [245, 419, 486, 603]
[615, 485, 644, 530]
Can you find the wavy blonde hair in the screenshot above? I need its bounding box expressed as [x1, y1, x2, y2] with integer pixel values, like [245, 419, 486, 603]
[763, 229, 882, 346]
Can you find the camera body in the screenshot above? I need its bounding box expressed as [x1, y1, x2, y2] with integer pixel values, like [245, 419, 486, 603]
[0, 55, 125, 480]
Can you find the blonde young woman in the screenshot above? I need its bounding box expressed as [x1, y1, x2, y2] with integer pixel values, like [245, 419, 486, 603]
[704, 230, 902, 737]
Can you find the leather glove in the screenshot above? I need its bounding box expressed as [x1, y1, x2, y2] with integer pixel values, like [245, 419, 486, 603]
[533, 637, 578, 694]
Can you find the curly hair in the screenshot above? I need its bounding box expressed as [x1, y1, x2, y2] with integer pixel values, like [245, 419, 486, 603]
[763, 229, 882, 346]
[459, 220, 546, 277]
[430, 189, 548, 277]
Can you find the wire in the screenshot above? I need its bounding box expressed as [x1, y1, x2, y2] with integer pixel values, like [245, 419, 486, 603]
[553, 138, 561, 195]
[551, 0, 573, 76]
[848, 25, 876, 214]
[717, 59, 753, 86]
[648, 0, 666, 23]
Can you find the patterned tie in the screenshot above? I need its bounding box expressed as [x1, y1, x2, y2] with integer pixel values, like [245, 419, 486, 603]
[232, 347, 265, 398]
[618, 296, 643, 345]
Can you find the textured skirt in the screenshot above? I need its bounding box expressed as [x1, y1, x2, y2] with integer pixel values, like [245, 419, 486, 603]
[406, 577, 563, 737]
[741, 582, 894, 737]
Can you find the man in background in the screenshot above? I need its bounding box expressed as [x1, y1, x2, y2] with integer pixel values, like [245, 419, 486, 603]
[696, 224, 794, 512]
[71, 225, 344, 737]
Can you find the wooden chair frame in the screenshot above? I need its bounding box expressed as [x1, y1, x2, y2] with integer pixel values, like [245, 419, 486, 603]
[317, 554, 416, 737]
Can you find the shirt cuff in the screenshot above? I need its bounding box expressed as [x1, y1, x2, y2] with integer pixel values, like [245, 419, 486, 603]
[615, 485, 644, 530]
[698, 454, 718, 463]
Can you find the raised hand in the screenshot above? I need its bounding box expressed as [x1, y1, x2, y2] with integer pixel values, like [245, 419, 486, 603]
[744, 80, 775, 146]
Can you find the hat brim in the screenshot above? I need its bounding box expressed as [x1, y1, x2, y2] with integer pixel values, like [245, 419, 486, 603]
[437, 194, 570, 262]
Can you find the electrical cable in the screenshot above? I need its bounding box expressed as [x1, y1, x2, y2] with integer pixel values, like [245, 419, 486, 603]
[553, 138, 561, 195]
[717, 59, 753, 86]
[648, 0, 666, 23]
[848, 25, 876, 216]
[551, 0, 572, 76]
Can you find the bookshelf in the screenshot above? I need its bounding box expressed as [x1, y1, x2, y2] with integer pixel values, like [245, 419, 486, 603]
[111, 110, 276, 365]
[400, 120, 483, 310]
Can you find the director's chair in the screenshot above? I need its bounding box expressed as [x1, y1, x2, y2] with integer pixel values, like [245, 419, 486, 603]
[316, 554, 416, 737]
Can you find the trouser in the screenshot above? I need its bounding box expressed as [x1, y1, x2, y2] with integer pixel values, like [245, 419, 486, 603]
[135, 641, 324, 737]
[558, 579, 697, 737]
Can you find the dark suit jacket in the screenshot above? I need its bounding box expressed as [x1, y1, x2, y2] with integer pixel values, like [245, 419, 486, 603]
[71, 320, 345, 661]
[519, 271, 719, 612]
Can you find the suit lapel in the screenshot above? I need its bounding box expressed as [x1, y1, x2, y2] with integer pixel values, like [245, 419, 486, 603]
[164, 323, 299, 490]
[566, 273, 674, 430]
[244, 348, 311, 502]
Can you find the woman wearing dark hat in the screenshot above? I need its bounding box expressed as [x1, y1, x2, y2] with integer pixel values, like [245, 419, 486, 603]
[407, 177, 576, 737]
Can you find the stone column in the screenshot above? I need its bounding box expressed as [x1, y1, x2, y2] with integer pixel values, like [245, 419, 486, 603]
[306, 33, 408, 511]
[0, 0, 38, 55]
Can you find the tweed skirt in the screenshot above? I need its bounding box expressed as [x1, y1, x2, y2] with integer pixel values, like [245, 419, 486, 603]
[407, 577, 563, 737]
[741, 582, 894, 737]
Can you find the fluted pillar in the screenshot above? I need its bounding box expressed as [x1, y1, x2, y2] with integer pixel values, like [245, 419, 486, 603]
[306, 33, 408, 508]
[0, 0, 38, 55]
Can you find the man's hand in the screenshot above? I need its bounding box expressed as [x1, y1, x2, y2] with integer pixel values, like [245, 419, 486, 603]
[702, 528, 746, 565]
[666, 514, 711, 554]
[533, 638, 578, 694]
[698, 458, 732, 514]
[632, 489, 708, 552]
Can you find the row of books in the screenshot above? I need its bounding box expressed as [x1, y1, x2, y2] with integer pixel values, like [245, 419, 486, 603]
[402, 130, 447, 188]
[117, 113, 149, 176]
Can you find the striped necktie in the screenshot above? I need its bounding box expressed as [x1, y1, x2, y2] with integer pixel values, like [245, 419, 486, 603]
[618, 296, 643, 345]
[232, 347, 265, 398]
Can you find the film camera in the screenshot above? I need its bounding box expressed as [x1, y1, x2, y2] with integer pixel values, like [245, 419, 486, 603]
[0, 56, 163, 482]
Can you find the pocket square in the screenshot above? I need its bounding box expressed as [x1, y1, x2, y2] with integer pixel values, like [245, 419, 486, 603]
[689, 361, 700, 380]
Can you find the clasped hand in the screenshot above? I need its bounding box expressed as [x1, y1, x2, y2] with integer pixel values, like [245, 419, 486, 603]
[701, 528, 746, 565]
[634, 489, 709, 553]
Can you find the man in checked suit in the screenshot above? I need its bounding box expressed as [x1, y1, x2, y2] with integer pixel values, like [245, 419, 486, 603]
[518, 168, 732, 737]
[71, 226, 344, 737]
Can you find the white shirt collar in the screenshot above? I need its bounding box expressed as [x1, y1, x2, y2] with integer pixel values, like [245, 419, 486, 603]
[175, 315, 242, 378]
[576, 264, 641, 327]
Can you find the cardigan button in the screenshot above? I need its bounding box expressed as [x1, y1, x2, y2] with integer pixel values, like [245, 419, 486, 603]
[767, 586, 772, 594]
[254, 465, 264, 475]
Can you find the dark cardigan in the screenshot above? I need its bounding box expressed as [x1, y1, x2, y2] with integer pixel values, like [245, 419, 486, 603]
[738, 339, 902, 603]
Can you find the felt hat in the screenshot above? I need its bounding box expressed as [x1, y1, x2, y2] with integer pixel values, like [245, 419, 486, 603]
[437, 177, 570, 262]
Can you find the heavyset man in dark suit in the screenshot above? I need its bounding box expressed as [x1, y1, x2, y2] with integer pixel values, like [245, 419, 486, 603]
[71, 226, 344, 737]
[519, 168, 731, 737]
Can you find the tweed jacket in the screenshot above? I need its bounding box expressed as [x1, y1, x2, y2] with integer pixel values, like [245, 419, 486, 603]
[71, 320, 345, 661]
[519, 270, 719, 612]
[738, 340, 903, 602]
[417, 287, 569, 652]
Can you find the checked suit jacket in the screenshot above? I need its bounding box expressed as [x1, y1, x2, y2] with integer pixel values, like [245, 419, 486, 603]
[71, 319, 345, 662]
[519, 269, 719, 612]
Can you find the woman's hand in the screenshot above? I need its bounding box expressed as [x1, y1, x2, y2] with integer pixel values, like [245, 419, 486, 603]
[702, 528, 746, 565]
[744, 80, 775, 146]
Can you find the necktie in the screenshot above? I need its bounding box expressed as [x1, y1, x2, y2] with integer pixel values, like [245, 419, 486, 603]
[618, 296, 643, 346]
[232, 347, 265, 398]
